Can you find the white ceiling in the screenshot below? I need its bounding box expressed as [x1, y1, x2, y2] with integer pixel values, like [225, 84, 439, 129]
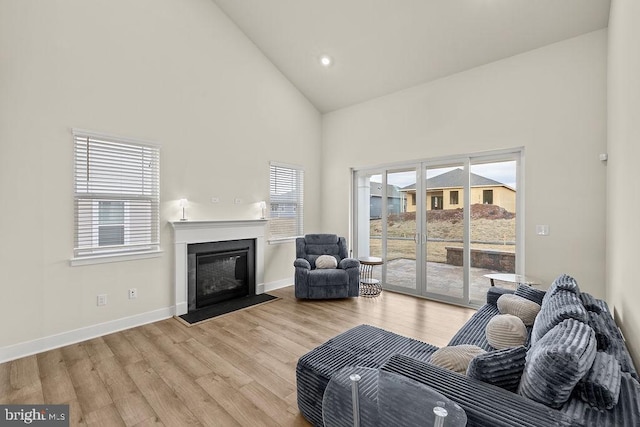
[212, 0, 611, 113]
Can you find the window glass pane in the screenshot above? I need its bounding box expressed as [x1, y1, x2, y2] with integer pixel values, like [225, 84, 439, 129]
[99, 201, 124, 224]
[73, 130, 160, 257]
[470, 160, 517, 304]
[269, 163, 304, 240]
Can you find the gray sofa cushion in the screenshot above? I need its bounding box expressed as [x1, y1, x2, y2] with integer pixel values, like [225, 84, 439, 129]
[580, 292, 604, 314]
[466, 346, 527, 392]
[587, 311, 613, 351]
[542, 274, 581, 305]
[486, 287, 515, 306]
[561, 372, 640, 427]
[514, 284, 546, 306]
[531, 290, 587, 345]
[575, 351, 621, 410]
[519, 318, 597, 408]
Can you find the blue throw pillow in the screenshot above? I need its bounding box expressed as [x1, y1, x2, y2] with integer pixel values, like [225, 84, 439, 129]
[466, 346, 527, 392]
[575, 351, 621, 410]
[514, 284, 546, 306]
[531, 290, 587, 345]
[519, 318, 597, 408]
[542, 274, 580, 306]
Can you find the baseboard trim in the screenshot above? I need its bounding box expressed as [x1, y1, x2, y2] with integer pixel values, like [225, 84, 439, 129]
[0, 278, 294, 363]
[263, 277, 292, 293]
[0, 307, 173, 364]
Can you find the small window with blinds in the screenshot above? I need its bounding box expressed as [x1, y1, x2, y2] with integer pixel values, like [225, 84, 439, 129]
[73, 129, 160, 261]
[269, 162, 304, 241]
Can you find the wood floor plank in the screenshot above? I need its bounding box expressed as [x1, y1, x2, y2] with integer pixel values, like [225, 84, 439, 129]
[84, 337, 116, 364]
[66, 398, 87, 425]
[7, 356, 43, 404]
[0, 359, 12, 401]
[196, 376, 280, 427]
[124, 360, 202, 426]
[92, 355, 158, 426]
[138, 324, 212, 380]
[65, 358, 113, 414]
[0, 285, 475, 426]
[103, 332, 144, 367]
[84, 403, 126, 427]
[180, 336, 253, 390]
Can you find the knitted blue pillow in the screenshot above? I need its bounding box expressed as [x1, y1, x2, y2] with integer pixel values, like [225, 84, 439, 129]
[542, 274, 580, 305]
[575, 351, 621, 410]
[466, 346, 527, 392]
[519, 318, 597, 408]
[531, 290, 587, 345]
[514, 284, 546, 306]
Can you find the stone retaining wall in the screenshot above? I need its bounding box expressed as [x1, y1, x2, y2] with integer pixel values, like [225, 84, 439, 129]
[445, 246, 515, 273]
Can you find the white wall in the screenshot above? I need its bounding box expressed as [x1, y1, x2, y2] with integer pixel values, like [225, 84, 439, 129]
[0, 0, 321, 354]
[322, 31, 608, 296]
[607, 0, 640, 366]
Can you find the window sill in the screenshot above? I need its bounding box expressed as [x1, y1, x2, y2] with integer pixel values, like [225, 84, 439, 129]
[70, 249, 163, 266]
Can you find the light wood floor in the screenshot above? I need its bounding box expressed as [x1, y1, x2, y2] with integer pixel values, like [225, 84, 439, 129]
[0, 286, 475, 426]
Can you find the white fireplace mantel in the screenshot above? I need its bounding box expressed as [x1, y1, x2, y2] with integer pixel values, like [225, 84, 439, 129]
[170, 219, 268, 316]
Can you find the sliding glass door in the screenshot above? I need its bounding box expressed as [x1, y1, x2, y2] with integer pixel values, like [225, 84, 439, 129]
[384, 168, 419, 294]
[353, 149, 522, 307]
[423, 163, 466, 304]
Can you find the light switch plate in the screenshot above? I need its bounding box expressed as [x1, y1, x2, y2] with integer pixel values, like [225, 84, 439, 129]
[536, 225, 550, 236]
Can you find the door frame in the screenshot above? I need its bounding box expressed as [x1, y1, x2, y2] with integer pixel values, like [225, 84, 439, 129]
[351, 147, 524, 307]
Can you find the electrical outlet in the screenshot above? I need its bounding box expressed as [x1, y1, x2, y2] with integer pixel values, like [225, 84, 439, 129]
[97, 294, 107, 306]
[234, 198, 242, 204]
[211, 197, 219, 203]
[128, 288, 137, 299]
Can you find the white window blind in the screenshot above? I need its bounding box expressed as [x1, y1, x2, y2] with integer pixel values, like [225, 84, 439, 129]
[269, 162, 304, 240]
[73, 129, 160, 258]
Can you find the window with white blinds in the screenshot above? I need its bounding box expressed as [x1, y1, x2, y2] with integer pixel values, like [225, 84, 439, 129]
[73, 129, 160, 259]
[269, 162, 304, 241]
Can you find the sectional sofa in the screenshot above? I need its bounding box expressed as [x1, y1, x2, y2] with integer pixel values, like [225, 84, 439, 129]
[296, 275, 640, 426]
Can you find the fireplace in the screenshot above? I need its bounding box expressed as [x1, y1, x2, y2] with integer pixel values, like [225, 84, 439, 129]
[171, 219, 267, 316]
[187, 239, 255, 311]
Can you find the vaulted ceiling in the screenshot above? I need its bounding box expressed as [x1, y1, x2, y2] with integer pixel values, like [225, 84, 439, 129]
[212, 0, 611, 113]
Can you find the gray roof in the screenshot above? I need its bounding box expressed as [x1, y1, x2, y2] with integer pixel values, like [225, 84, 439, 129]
[401, 168, 510, 191]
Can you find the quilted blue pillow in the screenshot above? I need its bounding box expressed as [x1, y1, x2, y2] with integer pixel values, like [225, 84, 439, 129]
[519, 318, 597, 408]
[542, 274, 580, 306]
[580, 292, 603, 314]
[466, 346, 527, 392]
[575, 351, 621, 410]
[514, 284, 546, 306]
[531, 290, 587, 345]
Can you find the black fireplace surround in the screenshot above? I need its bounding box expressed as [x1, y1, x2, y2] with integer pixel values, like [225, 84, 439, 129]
[187, 239, 256, 312]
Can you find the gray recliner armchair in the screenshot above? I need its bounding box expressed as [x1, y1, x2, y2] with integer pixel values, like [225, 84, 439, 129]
[294, 234, 360, 299]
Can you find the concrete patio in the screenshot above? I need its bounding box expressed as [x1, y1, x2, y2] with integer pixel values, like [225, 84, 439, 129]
[370, 258, 519, 305]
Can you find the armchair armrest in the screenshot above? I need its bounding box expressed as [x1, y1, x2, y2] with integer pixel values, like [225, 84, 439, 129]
[294, 258, 311, 270]
[339, 258, 360, 270]
[381, 354, 580, 427]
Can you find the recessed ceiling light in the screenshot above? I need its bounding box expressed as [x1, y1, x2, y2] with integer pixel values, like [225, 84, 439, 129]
[319, 54, 333, 67]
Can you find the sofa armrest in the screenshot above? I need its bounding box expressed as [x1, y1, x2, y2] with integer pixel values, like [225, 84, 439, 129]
[487, 286, 515, 306]
[294, 258, 311, 270]
[381, 354, 580, 427]
[339, 257, 359, 270]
